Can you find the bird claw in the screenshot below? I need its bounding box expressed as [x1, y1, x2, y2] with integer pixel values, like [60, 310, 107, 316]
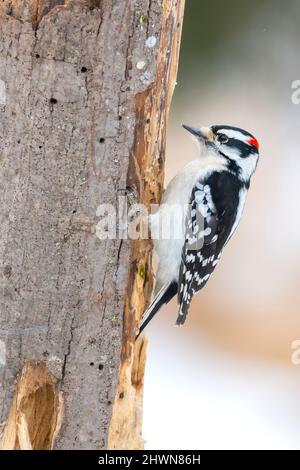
[118, 186, 142, 221]
[117, 186, 138, 204]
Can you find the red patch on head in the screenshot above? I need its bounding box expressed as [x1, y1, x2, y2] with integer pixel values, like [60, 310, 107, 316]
[247, 137, 259, 150]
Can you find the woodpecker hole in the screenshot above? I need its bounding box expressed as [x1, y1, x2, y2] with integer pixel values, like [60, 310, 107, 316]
[50, 98, 58, 105]
[99, 138, 105, 143]
[81, 66, 87, 73]
[119, 392, 124, 399]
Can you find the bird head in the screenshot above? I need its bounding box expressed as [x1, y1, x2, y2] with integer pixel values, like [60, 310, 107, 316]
[182, 123, 260, 182]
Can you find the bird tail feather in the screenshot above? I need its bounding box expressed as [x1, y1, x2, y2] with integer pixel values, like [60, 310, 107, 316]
[136, 281, 177, 338]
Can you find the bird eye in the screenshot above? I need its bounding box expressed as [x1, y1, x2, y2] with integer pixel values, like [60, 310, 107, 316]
[217, 134, 229, 144]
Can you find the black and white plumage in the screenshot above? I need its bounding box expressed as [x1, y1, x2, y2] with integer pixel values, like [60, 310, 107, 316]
[138, 124, 259, 335]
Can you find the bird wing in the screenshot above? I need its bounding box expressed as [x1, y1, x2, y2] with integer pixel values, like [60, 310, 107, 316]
[176, 172, 239, 325]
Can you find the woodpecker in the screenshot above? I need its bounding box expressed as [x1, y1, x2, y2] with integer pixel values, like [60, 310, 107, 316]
[138, 124, 260, 335]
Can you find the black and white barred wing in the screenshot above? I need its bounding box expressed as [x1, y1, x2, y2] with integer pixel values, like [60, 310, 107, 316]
[176, 181, 222, 325]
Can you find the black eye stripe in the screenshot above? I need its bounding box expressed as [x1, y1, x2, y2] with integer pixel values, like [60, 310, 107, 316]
[222, 138, 258, 156]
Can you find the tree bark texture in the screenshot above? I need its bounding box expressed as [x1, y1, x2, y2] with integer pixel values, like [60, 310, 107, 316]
[0, 0, 184, 450]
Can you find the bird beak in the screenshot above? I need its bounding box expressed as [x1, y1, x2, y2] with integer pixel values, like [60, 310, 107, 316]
[182, 124, 214, 142]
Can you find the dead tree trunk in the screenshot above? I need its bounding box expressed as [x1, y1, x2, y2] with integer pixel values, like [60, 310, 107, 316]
[0, 0, 184, 450]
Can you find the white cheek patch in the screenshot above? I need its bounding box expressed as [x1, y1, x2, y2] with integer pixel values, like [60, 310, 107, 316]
[216, 139, 258, 182]
[218, 144, 241, 160]
[238, 154, 259, 181]
[217, 128, 251, 144]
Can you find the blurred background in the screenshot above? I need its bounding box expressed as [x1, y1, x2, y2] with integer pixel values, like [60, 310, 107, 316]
[143, 0, 300, 449]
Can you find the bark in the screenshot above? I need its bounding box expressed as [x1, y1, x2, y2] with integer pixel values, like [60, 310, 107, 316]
[0, 0, 184, 450]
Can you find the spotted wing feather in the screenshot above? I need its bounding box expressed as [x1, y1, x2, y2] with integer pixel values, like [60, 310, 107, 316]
[177, 171, 242, 325]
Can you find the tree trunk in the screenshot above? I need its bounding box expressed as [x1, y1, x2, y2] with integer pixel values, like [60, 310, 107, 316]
[0, 0, 184, 450]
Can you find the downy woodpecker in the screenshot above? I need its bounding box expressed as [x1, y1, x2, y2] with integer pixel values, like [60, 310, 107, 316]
[138, 124, 259, 335]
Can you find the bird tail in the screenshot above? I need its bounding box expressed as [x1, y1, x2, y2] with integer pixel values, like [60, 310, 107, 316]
[136, 281, 177, 338]
[175, 306, 188, 325]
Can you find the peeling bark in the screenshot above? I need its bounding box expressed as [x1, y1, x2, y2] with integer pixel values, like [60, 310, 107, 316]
[0, 0, 184, 450]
